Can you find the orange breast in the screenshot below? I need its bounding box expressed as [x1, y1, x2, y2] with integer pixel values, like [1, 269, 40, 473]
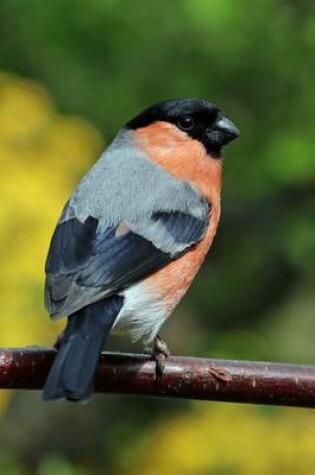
[133, 121, 222, 311]
[145, 210, 220, 311]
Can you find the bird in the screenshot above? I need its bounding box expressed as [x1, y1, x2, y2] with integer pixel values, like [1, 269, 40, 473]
[43, 98, 239, 402]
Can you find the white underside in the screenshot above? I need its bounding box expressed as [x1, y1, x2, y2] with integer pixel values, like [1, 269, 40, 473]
[112, 281, 169, 344]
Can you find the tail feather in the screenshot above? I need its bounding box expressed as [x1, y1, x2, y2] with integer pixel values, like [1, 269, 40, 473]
[43, 296, 123, 402]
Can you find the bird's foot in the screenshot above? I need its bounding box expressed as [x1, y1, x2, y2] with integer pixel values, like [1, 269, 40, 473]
[154, 335, 171, 377]
[145, 335, 170, 378]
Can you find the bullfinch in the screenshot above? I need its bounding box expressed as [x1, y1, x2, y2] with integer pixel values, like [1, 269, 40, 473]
[43, 98, 239, 401]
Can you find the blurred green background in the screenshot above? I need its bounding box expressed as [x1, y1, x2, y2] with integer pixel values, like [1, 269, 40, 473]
[0, 0, 315, 473]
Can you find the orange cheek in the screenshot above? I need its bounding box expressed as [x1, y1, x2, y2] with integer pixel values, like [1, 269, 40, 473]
[133, 121, 222, 204]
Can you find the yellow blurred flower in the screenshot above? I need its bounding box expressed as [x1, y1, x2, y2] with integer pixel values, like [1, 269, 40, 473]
[0, 72, 103, 410]
[120, 403, 315, 475]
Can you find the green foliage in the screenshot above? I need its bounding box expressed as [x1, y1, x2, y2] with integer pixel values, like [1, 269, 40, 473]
[38, 455, 87, 475]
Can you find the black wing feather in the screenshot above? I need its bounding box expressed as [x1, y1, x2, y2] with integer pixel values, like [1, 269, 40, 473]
[45, 206, 210, 317]
[152, 211, 207, 243]
[77, 229, 170, 288]
[46, 216, 98, 274]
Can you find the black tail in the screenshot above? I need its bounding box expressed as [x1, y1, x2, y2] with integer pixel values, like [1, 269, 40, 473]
[43, 296, 123, 402]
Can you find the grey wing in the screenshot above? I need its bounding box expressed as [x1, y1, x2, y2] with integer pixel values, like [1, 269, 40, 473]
[45, 201, 210, 319]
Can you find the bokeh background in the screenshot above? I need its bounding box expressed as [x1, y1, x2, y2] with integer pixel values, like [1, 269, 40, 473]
[0, 0, 315, 473]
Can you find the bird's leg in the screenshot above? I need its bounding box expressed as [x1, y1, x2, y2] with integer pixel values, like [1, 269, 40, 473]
[152, 334, 170, 378]
[144, 335, 170, 377]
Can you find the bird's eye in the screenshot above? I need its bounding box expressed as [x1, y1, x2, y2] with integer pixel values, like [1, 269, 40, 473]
[177, 116, 195, 131]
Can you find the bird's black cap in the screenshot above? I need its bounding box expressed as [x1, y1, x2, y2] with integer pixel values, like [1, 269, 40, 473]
[126, 98, 239, 157]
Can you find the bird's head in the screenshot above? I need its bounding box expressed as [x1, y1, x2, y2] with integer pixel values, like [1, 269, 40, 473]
[126, 98, 239, 158]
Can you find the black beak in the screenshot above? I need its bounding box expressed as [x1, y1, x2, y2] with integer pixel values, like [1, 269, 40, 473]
[210, 115, 240, 146]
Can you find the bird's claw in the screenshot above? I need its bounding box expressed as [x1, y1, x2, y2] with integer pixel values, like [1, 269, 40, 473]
[145, 335, 170, 379]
